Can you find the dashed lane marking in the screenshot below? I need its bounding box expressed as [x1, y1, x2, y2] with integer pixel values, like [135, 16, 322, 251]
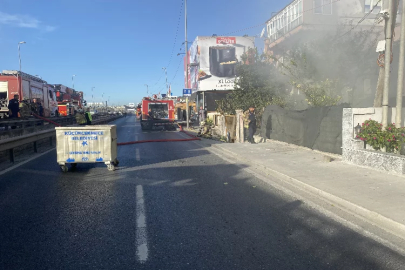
[136, 185, 148, 263]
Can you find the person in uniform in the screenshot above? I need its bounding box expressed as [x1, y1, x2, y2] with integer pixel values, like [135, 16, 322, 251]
[75, 110, 87, 125]
[8, 94, 20, 118]
[85, 108, 92, 125]
[243, 106, 257, 143]
[244, 106, 257, 143]
[19, 99, 31, 119]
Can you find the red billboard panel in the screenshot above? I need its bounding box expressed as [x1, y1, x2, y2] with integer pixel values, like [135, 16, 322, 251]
[216, 37, 236, 44]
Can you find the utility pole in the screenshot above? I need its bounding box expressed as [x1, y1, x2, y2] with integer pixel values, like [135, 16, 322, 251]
[185, 0, 189, 129]
[396, 0, 405, 128]
[382, 0, 395, 130]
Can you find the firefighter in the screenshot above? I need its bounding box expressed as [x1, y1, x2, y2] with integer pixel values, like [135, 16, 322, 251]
[243, 106, 257, 143]
[85, 108, 92, 125]
[75, 109, 86, 125]
[8, 94, 20, 118]
[19, 99, 31, 119]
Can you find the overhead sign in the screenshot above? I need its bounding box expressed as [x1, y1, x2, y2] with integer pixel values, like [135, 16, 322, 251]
[183, 88, 192, 96]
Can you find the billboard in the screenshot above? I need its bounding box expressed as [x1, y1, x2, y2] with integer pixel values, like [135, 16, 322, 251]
[184, 36, 255, 91]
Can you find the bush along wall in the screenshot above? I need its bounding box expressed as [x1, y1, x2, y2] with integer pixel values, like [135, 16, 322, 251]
[357, 119, 405, 153]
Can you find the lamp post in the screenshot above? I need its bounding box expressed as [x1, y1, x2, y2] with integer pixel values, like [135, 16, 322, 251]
[91, 87, 95, 108]
[162, 67, 168, 94]
[144, 84, 149, 96]
[185, 0, 189, 129]
[18, 41, 26, 99]
[72, 75, 76, 89]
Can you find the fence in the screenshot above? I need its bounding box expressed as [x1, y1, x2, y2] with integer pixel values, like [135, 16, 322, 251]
[0, 115, 123, 163]
[260, 104, 349, 154]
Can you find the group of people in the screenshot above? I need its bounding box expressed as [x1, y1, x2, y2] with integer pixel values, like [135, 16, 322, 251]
[7, 94, 44, 119]
[74, 108, 92, 125]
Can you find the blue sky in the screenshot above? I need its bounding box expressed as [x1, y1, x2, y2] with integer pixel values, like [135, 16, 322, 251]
[0, 0, 286, 105]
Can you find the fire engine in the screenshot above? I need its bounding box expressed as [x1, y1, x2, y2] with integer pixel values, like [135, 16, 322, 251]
[0, 70, 58, 118]
[54, 84, 84, 116]
[140, 97, 176, 130]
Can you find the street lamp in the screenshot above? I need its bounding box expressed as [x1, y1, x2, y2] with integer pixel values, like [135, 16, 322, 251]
[91, 87, 95, 108]
[18, 41, 26, 99]
[72, 75, 76, 89]
[162, 67, 168, 94]
[354, 123, 362, 138]
[144, 84, 149, 96]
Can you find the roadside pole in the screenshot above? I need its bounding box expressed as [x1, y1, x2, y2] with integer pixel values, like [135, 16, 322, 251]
[382, 0, 394, 129]
[185, 0, 189, 129]
[396, 0, 405, 128]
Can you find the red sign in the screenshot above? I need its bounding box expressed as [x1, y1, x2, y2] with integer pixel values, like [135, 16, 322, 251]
[216, 37, 236, 44]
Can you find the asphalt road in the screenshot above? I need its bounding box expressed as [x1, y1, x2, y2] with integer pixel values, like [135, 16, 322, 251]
[1, 116, 405, 270]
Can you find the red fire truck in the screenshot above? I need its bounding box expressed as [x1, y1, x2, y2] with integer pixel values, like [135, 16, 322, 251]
[0, 70, 56, 118]
[140, 97, 176, 130]
[54, 84, 84, 116]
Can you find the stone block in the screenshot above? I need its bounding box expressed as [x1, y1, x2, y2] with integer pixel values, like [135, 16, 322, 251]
[343, 148, 405, 175]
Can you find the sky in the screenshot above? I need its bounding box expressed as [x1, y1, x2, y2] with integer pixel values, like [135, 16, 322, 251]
[0, 0, 287, 106]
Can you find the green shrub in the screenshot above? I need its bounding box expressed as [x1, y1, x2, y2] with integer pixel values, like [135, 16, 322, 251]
[357, 119, 405, 153]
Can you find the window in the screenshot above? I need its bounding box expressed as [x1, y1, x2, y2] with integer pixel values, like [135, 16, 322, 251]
[365, 0, 382, 14]
[314, 0, 332, 15]
[314, 0, 322, 14]
[323, 0, 332, 15]
[267, 0, 303, 42]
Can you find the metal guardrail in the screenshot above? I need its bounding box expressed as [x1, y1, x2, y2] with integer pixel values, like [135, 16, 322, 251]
[0, 114, 118, 139]
[0, 115, 123, 163]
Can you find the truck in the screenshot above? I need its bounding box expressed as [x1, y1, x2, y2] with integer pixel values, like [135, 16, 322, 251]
[140, 97, 176, 130]
[54, 84, 84, 116]
[0, 70, 55, 118]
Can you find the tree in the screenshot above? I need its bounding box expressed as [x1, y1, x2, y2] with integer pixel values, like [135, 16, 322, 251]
[216, 48, 286, 115]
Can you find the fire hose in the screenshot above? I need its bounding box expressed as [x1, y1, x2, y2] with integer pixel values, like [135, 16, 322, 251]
[32, 113, 62, 127]
[32, 113, 200, 145]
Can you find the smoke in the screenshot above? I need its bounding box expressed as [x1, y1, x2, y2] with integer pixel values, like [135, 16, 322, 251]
[270, 23, 385, 109]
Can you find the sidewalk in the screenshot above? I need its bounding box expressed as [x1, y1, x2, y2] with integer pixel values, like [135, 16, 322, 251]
[202, 137, 405, 239]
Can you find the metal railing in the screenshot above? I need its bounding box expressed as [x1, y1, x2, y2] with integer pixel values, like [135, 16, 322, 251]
[0, 115, 123, 163]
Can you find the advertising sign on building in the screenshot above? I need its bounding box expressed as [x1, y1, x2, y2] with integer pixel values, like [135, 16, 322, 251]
[184, 36, 255, 92]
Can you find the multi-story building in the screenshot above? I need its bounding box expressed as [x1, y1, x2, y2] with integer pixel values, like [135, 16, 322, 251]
[264, 0, 389, 54]
[263, 0, 404, 108]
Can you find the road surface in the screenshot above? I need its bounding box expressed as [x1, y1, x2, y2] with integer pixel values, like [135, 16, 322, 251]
[0, 116, 404, 269]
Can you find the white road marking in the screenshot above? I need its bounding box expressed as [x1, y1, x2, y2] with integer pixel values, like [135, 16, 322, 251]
[136, 148, 140, 161]
[0, 148, 55, 176]
[135, 135, 139, 141]
[136, 185, 148, 263]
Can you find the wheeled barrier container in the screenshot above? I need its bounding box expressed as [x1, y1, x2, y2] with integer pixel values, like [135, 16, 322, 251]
[55, 125, 118, 172]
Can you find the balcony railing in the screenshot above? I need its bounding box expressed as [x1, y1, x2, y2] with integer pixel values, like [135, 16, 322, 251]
[266, 0, 303, 43]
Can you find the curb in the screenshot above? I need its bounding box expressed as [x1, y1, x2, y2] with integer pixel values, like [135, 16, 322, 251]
[210, 143, 405, 241]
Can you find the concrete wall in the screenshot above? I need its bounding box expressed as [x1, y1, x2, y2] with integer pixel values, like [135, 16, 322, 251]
[261, 104, 349, 154]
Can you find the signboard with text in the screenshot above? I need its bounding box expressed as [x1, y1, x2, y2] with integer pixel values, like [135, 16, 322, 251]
[183, 88, 192, 96]
[185, 36, 255, 91]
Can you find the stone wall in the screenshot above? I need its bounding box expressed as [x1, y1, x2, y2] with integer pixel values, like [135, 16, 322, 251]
[261, 104, 350, 154]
